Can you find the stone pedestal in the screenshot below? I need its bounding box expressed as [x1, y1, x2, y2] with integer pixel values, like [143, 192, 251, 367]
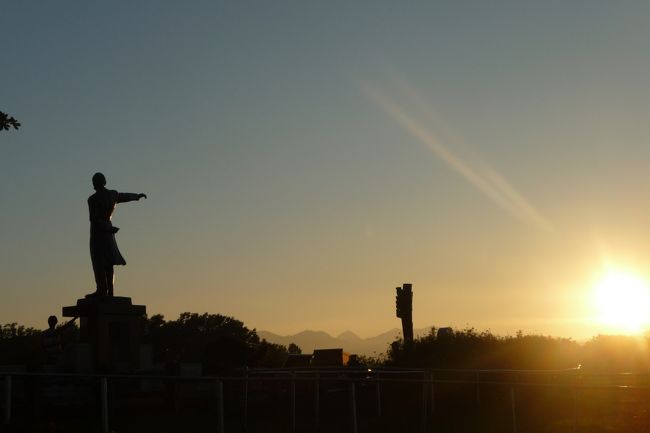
[63, 296, 146, 372]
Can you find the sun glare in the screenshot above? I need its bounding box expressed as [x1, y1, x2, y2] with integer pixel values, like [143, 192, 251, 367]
[594, 270, 650, 333]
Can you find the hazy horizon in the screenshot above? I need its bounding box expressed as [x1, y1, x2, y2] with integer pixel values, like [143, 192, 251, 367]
[4, 2, 650, 340]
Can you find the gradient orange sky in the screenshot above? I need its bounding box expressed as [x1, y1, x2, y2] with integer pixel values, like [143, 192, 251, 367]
[3, 2, 650, 339]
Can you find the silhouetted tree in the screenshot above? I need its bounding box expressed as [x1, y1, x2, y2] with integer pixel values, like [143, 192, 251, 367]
[287, 342, 302, 354]
[581, 334, 650, 372]
[10, 315, 650, 374]
[144, 312, 288, 374]
[0, 326, 39, 365]
[0, 111, 20, 130]
[0, 322, 77, 366]
[248, 339, 289, 368]
[388, 327, 580, 370]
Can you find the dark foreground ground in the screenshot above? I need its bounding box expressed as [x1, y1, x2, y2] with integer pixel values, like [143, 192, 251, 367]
[2, 372, 650, 433]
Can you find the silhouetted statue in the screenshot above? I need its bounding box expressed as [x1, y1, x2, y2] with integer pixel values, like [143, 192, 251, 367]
[88, 172, 146, 297]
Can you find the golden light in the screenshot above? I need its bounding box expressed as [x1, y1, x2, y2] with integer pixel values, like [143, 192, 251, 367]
[594, 270, 650, 333]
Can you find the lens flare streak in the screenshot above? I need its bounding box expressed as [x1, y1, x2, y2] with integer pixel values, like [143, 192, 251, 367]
[362, 81, 553, 232]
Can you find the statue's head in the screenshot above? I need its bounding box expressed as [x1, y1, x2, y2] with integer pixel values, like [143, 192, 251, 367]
[48, 315, 58, 329]
[92, 172, 107, 190]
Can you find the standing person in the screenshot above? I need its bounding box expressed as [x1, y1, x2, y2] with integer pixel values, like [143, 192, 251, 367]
[42, 315, 77, 366]
[88, 172, 147, 297]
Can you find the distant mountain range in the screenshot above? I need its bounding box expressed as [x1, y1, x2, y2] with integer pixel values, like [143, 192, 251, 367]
[257, 327, 432, 356]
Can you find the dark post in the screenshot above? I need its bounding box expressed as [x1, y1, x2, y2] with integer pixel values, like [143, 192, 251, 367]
[314, 374, 320, 429]
[375, 372, 382, 417]
[510, 387, 517, 433]
[349, 381, 358, 433]
[3, 375, 11, 425]
[243, 368, 249, 432]
[100, 377, 109, 433]
[475, 371, 481, 409]
[290, 372, 296, 433]
[314, 373, 320, 429]
[395, 283, 414, 347]
[429, 371, 436, 418]
[420, 372, 428, 433]
[217, 380, 224, 433]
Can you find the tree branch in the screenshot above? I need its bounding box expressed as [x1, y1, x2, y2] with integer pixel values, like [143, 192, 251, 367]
[1, 111, 21, 130]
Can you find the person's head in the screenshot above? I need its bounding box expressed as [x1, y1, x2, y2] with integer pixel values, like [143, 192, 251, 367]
[92, 172, 107, 190]
[47, 315, 58, 330]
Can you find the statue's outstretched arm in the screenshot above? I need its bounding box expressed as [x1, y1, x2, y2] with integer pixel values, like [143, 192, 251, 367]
[117, 192, 147, 203]
[61, 317, 78, 331]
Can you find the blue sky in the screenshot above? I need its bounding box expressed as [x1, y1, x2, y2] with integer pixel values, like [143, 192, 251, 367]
[3, 2, 650, 338]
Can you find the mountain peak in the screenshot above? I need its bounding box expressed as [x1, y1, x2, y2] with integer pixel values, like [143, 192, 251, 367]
[337, 330, 362, 341]
[257, 326, 432, 356]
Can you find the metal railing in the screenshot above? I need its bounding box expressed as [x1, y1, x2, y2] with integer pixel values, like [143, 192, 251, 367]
[4, 366, 650, 433]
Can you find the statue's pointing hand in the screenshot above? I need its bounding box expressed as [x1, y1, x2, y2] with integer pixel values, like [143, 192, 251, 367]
[138, 193, 147, 200]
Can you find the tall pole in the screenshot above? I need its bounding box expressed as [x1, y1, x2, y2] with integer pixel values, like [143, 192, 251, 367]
[395, 283, 414, 348]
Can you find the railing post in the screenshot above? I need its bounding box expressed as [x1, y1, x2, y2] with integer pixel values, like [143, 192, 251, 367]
[243, 370, 248, 432]
[429, 371, 435, 417]
[375, 373, 382, 417]
[572, 369, 580, 433]
[510, 387, 517, 433]
[475, 371, 481, 409]
[349, 381, 357, 433]
[314, 373, 320, 429]
[290, 371, 296, 433]
[100, 377, 109, 433]
[217, 380, 224, 433]
[3, 375, 11, 426]
[420, 372, 428, 433]
[572, 387, 577, 433]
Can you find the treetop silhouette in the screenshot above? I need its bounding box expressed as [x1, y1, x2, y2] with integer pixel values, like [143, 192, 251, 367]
[1, 111, 20, 130]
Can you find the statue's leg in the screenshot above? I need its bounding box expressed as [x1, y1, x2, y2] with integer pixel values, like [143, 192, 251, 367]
[91, 257, 108, 297]
[107, 265, 114, 297]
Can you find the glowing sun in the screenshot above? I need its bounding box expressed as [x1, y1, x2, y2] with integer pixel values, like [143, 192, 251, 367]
[594, 271, 650, 333]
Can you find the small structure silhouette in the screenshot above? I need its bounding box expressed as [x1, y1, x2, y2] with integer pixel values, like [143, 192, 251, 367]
[283, 354, 312, 368]
[437, 327, 454, 339]
[282, 349, 359, 368]
[312, 349, 350, 367]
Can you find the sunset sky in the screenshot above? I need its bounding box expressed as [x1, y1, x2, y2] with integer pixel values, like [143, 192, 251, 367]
[3, 2, 650, 339]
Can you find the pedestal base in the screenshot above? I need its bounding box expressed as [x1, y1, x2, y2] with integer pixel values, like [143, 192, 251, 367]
[63, 296, 146, 372]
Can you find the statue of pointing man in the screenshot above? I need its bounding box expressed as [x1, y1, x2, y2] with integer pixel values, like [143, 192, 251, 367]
[87, 172, 147, 298]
